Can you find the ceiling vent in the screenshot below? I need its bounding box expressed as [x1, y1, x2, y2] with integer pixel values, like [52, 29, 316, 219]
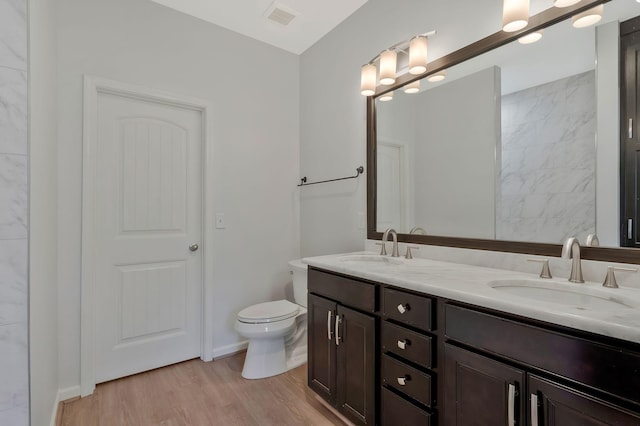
[265, 2, 299, 26]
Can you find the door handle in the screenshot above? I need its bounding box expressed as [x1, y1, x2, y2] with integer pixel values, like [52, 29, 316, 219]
[531, 393, 539, 426]
[189, 243, 199, 252]
[508, 383, 516, 426]
[327, 310, 333, 341]
[335, 315, 342, 346]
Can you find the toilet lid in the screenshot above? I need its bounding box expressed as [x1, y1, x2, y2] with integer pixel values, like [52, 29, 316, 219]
[238, 300, 299, 324]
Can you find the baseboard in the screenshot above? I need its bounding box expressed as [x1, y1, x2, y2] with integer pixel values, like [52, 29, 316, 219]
[212, 341, 248, 360]
[315, 396, 355, 426]
[58, 385, 81, 402]
[49, 385, 82, 426]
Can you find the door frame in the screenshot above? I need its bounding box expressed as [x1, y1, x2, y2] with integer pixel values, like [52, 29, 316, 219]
[80, 76, 215, 396]
[377, 137, 413, 232]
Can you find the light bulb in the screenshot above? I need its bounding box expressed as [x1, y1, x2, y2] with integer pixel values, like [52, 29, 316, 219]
[409, 36, 428, 75]
[427, 70, 447, 82]
[379, 50, 397, 85]
[379, 91, 393, 102]
[554, 0, 581, 7]
[572, 5, 603, 28]
[404, 80, 420, 94]
[518, 30, 543, 44]
[502, 0, 530, 32]
[360, 64, 376, 96]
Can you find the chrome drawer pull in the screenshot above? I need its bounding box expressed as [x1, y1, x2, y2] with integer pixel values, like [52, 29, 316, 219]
[397, 375, 410, 386]
[397, 303, 409, 314]
[531, 393, 539, 426]
[397, 339, 408, 350]
[335, 315, 342, 346]
[326, 310, 333, 341]
[508, 384, 516, 426]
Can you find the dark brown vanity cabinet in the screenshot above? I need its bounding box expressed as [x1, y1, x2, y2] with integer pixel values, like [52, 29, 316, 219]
[444, 304, 640, 426]
[308, 267, 640, 425]
[380, 288, 436, 424]
[444, 343, 525, 426]
[307, 269, 377, 425]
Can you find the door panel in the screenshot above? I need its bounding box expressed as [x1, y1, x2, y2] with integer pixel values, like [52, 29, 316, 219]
[377, 142, 404, 231]
[337, 305, 376, 425]
[308, 294, 337, 403]
[444, 343, 525, 426]
[621, 28, 640, 246]
[94, 92, 202, 383]
[529, 375, 640, 426]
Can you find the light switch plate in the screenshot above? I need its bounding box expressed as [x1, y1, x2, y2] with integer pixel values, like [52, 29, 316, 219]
[215, 213, 225, 229]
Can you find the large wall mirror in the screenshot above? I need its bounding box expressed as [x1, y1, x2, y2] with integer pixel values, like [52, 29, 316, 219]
[367, 0, 640, 263]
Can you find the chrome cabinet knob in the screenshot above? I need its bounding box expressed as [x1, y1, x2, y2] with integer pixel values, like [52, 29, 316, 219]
[189, 243, 199, 252]
[397, 339, 408, 350]
[397, 303, 409, 314]
[397, 375, 410, 386]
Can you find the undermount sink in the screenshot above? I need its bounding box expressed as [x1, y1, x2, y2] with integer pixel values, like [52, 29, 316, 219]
[339, 254, 404, 266]
[487, 279, 637, 310]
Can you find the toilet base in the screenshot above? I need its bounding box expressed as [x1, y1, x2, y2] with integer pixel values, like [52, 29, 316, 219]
[242, 337, 288, 379]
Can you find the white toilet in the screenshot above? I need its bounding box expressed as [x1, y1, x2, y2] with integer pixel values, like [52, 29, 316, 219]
[234, 259, 308, 379]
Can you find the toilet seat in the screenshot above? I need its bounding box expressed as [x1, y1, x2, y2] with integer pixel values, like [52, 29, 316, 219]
[238, 300, 299, 324]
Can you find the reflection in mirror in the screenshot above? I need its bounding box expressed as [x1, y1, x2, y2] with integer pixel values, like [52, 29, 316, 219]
[375, 0, 639, 247]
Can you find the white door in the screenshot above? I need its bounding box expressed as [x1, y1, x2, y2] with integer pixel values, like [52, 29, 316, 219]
[93, 91, 203, 383]
[377, 143, 404, 231]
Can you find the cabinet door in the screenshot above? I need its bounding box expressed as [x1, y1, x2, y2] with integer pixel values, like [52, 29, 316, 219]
[308, 293, 337, 404]
[444, 343, 526, 426]
[336, 305, 376, 425]
[528, 375, 640, 426]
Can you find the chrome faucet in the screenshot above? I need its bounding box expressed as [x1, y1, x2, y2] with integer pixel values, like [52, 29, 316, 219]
[561, 237, 584, 283]
[382, 228, 399, 257]
[409, 226, 427, 235]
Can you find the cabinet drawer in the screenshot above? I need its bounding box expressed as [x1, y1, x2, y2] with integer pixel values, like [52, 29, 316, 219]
[445, 304, 640, 407]
[383, 288, 433, 331]
[382, 321, 433, 368]
[381, 387, 431, 426]
[382, 354, 433, 407]
[308, 268, 377, 312]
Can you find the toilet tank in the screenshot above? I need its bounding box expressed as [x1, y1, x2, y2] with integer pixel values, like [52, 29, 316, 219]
[289, 259, 308, 308]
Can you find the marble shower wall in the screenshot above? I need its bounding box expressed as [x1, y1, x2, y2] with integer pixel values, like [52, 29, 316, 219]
[0, 0, 29, 425]
[498, 71, 596, 244]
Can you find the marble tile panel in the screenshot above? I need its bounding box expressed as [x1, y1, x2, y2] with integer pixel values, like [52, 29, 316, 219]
[0, 154, 27, 239]
[0, 238, 27, 326]
[0, 0, 27, 71]
[0, 67, 27, 155]
[0, 322, 29, 414]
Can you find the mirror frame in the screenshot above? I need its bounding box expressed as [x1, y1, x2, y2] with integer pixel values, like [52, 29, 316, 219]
[367, 0, 640, 264]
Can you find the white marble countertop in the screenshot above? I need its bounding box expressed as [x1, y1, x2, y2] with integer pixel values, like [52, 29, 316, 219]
[303, 252, 640, 345]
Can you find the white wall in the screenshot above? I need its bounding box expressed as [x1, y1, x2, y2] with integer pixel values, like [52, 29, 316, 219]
[56, 0, 300, 391]
[596, 21, 620, 246]
[0, 0, 29, 424]
[299, 0, 509, 256]
[414, 67, 499, 239]
[29, 0, 60, 423]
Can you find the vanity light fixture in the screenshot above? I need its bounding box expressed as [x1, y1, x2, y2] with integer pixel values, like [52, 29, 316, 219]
[379, 50, 398, 85]
[572, 4, 603, 28]
[409, 36, 428, 75]
[360, 63, 376, 96]
[502, 0, 530, 32]
[427, 70, 447, 82]
[553, 0, 581, 7]
[518, 30, 543, 44]
[379, 91, 394, 102]
[359, 30, 436, 96]
[403, 80, 421, 94]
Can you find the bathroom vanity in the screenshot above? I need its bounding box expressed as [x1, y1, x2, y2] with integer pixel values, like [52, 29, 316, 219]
[305, 254, 640, 426]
